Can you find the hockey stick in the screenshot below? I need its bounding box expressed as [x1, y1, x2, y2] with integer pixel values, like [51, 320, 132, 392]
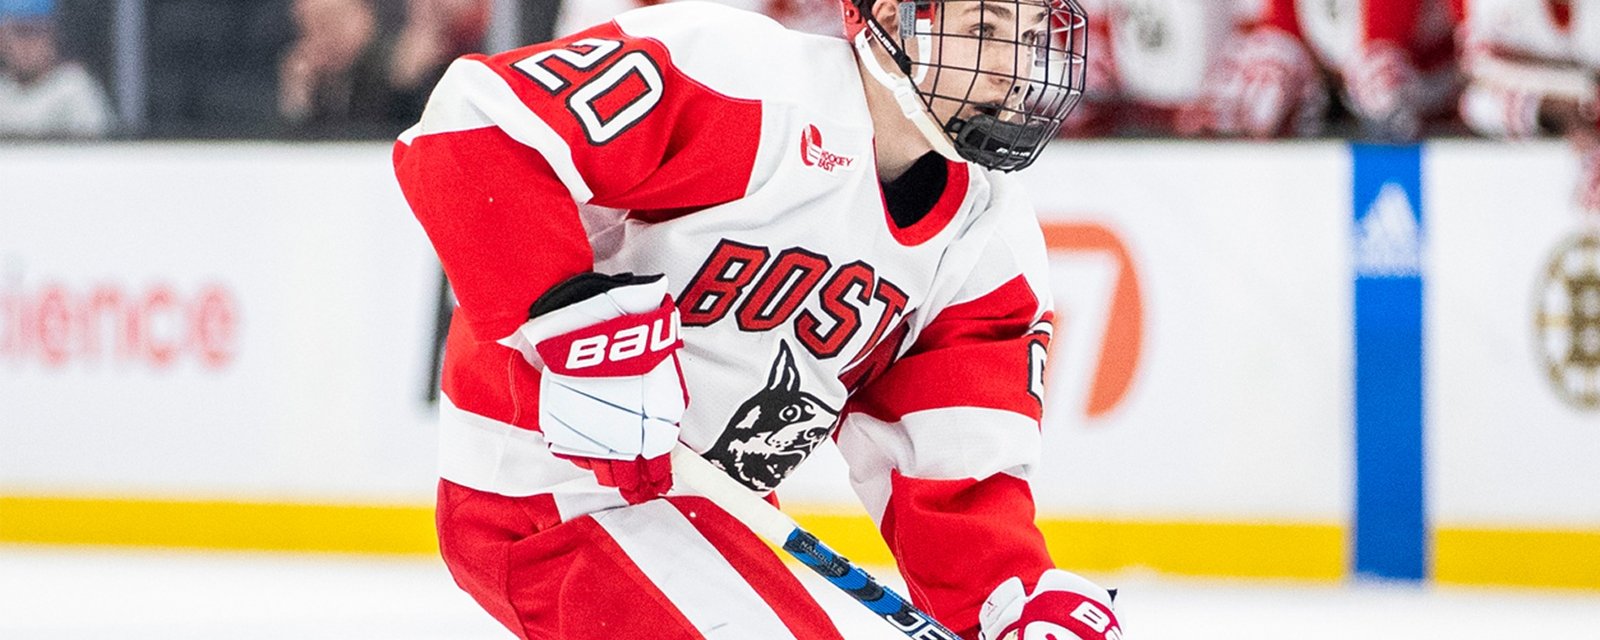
[669, 444, 962, 640]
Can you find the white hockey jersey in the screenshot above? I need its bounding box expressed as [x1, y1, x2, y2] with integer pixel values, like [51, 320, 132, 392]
[1103, 0, 1245, 106]
[1067, 0, 1251, 134]
[1267, 0, 1460, 129]
[395, 3, 1056, 629]
[1459, 0, 1600, 138]
[1271, 0, 1457, 72]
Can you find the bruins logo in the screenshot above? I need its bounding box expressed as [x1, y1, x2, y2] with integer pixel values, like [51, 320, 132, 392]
[1534, 229, 1600, 410]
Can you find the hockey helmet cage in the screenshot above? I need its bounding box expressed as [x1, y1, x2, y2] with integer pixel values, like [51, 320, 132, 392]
[841, 0, 1088, 172]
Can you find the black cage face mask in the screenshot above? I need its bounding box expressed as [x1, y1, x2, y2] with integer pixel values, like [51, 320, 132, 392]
[862, 0, 1087, 172]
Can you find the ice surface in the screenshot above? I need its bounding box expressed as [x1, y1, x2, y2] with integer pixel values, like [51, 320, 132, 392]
[2, 545, 1597, 639]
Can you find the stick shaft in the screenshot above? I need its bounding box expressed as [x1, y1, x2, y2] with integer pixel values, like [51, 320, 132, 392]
[669, 444, 962, 640]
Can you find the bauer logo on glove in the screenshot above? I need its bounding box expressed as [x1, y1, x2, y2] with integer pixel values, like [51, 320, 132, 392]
[535, 300, 681, 376]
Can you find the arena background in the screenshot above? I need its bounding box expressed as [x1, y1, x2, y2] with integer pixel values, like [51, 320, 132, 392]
[5, 138, 1598, 585]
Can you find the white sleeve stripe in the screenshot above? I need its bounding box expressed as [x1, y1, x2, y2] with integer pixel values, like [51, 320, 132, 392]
[855, 406, 1041, 479]
[410, 58, 596, 204]
[836, 407, 1041, 522]
[437, 393, 589, 496]
[437, 394, 640, 517]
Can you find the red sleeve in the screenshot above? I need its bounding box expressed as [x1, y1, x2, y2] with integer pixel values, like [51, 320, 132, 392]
[849, 276, 1048, 423]
[842, 276, 1055, 638]
[884, 472, 1052, 640]
[395, 128, 588, 343]
[1257, 0, 1426, 46]
[1259, 0, 1303, 36]
[1257, 0, 1452, 67]
[1270, 0, 1447, 50]
[1363, 0, 1426, 46]
[393, 20, 762, 343]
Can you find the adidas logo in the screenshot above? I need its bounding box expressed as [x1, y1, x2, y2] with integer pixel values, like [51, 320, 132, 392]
[1354, 182, 1423, 278]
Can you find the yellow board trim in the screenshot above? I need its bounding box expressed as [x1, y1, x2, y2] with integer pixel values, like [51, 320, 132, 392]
[787, 510, 1348, 581]
[0, 495, 438, 555]
[1036, 518, 1347, 580]
[5, 495, 1597, 590]
[1435, 527, 1600, 590]
[1, 495, 1341, 579]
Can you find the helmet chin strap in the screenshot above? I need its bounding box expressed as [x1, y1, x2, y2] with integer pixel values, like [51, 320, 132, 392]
[853, 30, 965, 164]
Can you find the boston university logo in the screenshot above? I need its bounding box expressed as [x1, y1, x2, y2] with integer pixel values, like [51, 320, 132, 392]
[705, 341, 839, 491]
[800, 124, 857, 173]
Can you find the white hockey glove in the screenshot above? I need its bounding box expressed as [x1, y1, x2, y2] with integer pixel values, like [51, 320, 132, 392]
[978, 569, 1122, 640]
[509, 273, 686, 504]
[1343, 42, 1426, 142]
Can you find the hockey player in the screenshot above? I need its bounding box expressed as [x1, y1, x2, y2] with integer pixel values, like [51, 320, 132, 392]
[1185, 0, 1460, 140]
[394, 0, 1122, 638]
[1062, 0, 1264, 136]
[1457, 0, 1600, 213]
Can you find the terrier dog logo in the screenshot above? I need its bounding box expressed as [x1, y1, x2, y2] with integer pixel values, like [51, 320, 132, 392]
[706, 341, 840, 491]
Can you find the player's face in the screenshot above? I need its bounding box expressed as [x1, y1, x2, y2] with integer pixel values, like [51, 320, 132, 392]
[0, 21, 58, 78]
[908, 1, 1053, 126]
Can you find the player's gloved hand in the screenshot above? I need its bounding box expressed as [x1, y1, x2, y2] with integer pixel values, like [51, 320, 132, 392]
[978, 569, 1122, 640]
[512, 272, 686, 504]
[1343, 42, 1424, 142]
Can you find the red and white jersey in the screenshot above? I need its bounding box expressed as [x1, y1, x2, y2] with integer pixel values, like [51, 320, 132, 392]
[1264, 0, 1456, 71]
[1458, 0, 1600, 138]
[1260, 0, 1461, 133]
[555, 0, 842, 37]
[1103, 0, 1251, 107]
[1068, 0, 1254, 134]
[395, 3, 1055, 630]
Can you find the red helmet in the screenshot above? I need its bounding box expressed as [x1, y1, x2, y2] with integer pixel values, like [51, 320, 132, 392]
[840, 0, 1089, 171]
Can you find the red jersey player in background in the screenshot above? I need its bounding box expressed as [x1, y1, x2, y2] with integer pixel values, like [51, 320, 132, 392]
[394, 1, 1123, 639]
[1185, 0, 1460, 140]
[1457, 0, 1600, 213]
[1063, 0, 1271, 136]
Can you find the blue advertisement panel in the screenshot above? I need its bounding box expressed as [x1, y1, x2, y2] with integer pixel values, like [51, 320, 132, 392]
[1352, 144, 1427, 581]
